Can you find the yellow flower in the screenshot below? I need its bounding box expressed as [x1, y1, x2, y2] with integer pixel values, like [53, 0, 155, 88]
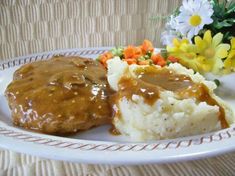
[167, 31, 231, 75]
[194, 30, 230, 74]
[167, 38, 203, 72]
[167, 39, 191, 53]
[224, 37, 235, 72]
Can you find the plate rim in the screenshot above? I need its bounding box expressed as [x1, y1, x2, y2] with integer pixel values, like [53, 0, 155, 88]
[1, 47, 235, 164]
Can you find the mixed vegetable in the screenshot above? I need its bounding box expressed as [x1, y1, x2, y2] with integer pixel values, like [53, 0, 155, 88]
[97, 40, 178, 68]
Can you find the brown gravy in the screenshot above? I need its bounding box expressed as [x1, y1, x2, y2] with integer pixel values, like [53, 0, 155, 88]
[116, 66, 228, 128]
[109, 125, 121, 135]
[5, 56, 113, 135]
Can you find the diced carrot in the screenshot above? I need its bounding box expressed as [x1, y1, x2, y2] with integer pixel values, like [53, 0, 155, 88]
[99, 52, 113, 68]
[124, 46, 136, 59]
[135, 47, 142, 59]
[135, 46, 142, 56]
[100, 57, 109, 67]
[133, 55, 141, 60]
[168, 56, 179, 63]
[151, 53, 161, 64]
[105, 52, 113, 59]
[124, 58, 137, 65]
[123, 45, 143, 63]
[141, 40, 154, 54]
[151, 53, 166, 67]
[99, 56, 105, 63]
[157, 59, 166, 67]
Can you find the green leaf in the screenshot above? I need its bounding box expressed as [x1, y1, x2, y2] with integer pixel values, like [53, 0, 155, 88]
[203, 0, 234, 43]
[173, 7, 180, 16]
[223, 31, 232, 43]
[212, 0, 235, 18]
[213, 20, 233, 29]
[225, 18, 235, 23]
[226, 2, 235, 14]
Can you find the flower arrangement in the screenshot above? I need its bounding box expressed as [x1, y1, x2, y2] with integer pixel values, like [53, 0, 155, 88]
[161, 0, 235, 75]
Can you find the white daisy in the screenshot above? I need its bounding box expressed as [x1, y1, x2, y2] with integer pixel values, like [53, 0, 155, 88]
[161, 15, 181, 46]
[161, 29, 180, 46]
[166, 15, 178, 30]
[175, 0, 214, 40]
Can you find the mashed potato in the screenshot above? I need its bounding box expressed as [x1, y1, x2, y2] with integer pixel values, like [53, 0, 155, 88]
[107, 57, 234, 141]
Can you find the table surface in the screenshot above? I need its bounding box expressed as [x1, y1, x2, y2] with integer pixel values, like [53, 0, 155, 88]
[0, 148, 235, 176]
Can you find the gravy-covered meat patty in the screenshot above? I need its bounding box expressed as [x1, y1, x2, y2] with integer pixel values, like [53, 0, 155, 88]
[5, 56, 113, 135]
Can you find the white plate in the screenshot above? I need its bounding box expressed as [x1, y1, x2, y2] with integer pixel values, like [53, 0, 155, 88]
[0, 47, 235, 165]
